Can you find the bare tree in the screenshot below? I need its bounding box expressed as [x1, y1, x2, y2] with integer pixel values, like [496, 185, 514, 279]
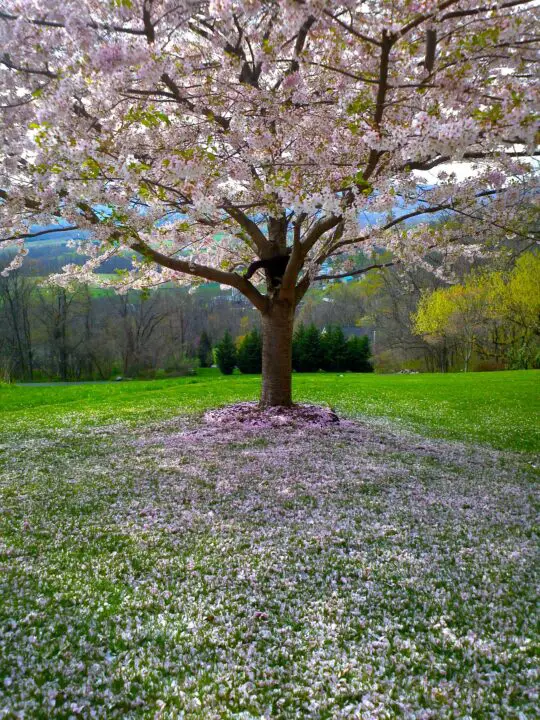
[0, 270, 34, 381]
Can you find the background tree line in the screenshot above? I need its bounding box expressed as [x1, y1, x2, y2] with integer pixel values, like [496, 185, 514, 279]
[1, 236, 538, 381]
[413, 253, 540, 372]
[0, 270, 256, 382]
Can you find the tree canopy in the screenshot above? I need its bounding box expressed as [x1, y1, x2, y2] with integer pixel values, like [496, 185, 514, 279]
[0, 0, 537, 303]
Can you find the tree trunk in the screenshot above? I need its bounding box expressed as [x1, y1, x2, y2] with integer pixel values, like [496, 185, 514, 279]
[260, 299, 294, 407]
[463, 338, 472, 372]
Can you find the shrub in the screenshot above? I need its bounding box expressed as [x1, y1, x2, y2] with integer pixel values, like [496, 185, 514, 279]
[214, 330, 237, 375]
[134, 368, 155, 379]
[508, 343, 536, 370]
[164, 355, 198, 377]
[237, 329, 262, 374]
[473, 360, 507, 372]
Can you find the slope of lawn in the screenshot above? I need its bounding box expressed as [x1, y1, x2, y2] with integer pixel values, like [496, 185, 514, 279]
[1, 369, 538, 452]
[0, 383, 538, 718]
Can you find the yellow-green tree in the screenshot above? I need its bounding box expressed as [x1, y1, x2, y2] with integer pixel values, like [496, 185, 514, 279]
[497, 253, 540, 367]
[413, 283, 485, 371]
[504, 253, 540, 335]
[412, 253, 540, 371]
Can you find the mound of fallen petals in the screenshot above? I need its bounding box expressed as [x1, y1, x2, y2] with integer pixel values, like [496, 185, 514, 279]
[204, 401, 340, 429]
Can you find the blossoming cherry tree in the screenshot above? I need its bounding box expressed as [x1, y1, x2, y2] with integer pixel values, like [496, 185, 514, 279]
[0, 0, 537, 405]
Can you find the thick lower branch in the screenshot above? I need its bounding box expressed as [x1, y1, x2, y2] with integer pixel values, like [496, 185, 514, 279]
[130, 239, 268, 312]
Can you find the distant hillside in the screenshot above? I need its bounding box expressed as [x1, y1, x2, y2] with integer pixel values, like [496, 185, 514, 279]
[25, 223, 90, 244]
[0, 224, 131, 275]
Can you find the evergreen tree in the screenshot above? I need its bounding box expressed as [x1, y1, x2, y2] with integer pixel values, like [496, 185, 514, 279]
[237, 329, 262, 374]
[292, 324, 307, 371]
[321, 326, 348, 371]
[293, 323, 322, 372]
[346, 335, 374, 372]
[197, 331, 213, 368]
[214, 330, 237, 375]
[303, 324, 323, 372]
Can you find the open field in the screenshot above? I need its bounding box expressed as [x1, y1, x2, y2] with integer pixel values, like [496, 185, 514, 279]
[0, 371, 538, 717]
[2, 369, 539, 452]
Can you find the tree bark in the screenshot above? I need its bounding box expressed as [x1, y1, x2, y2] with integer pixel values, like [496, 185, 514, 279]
[260, 299, 295, 406]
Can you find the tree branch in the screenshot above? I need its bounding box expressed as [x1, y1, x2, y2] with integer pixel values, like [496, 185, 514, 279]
[323, 10, 381, 46]
[130, 238, 268, 312]
[294, 274, 311, 306]
[0, 188, 41, 211]
[1, 53, 58, 78]
[440, 0, 535, 22]
[0, 9, 148, 35]
[404, 149, 539, 172]
[315, 261, 395, 282]
[142, 0, 155, 43]
[279, 214, 306, 301]
[301, 214, 342, 253]
[364, 29, 393, 181]
[222, 203, 269, 254]
[3, 225, 79, 243]
[0, 186, 269, 310]
[398, 0, 461, 37]
[160, 72, 230, 130]
[324, 189, 501, 258]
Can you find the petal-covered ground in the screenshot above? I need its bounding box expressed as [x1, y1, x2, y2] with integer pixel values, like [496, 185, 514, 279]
[0, 409, 538, 719]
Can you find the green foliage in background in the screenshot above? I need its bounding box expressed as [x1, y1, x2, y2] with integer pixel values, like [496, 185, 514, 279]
[293, 324, 322, 372]
[293, 324, 373, 373]
[197, 331, 213, 368]
[413, 252, 540, 370]
[321, 326, 349, 371]
[346, 336, 374, 373]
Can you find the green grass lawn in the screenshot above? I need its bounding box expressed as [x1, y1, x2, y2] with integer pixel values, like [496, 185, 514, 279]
[1, 369, 538, 452]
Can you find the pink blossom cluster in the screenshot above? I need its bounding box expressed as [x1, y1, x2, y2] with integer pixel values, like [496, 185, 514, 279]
[0, 0, 537, 292]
